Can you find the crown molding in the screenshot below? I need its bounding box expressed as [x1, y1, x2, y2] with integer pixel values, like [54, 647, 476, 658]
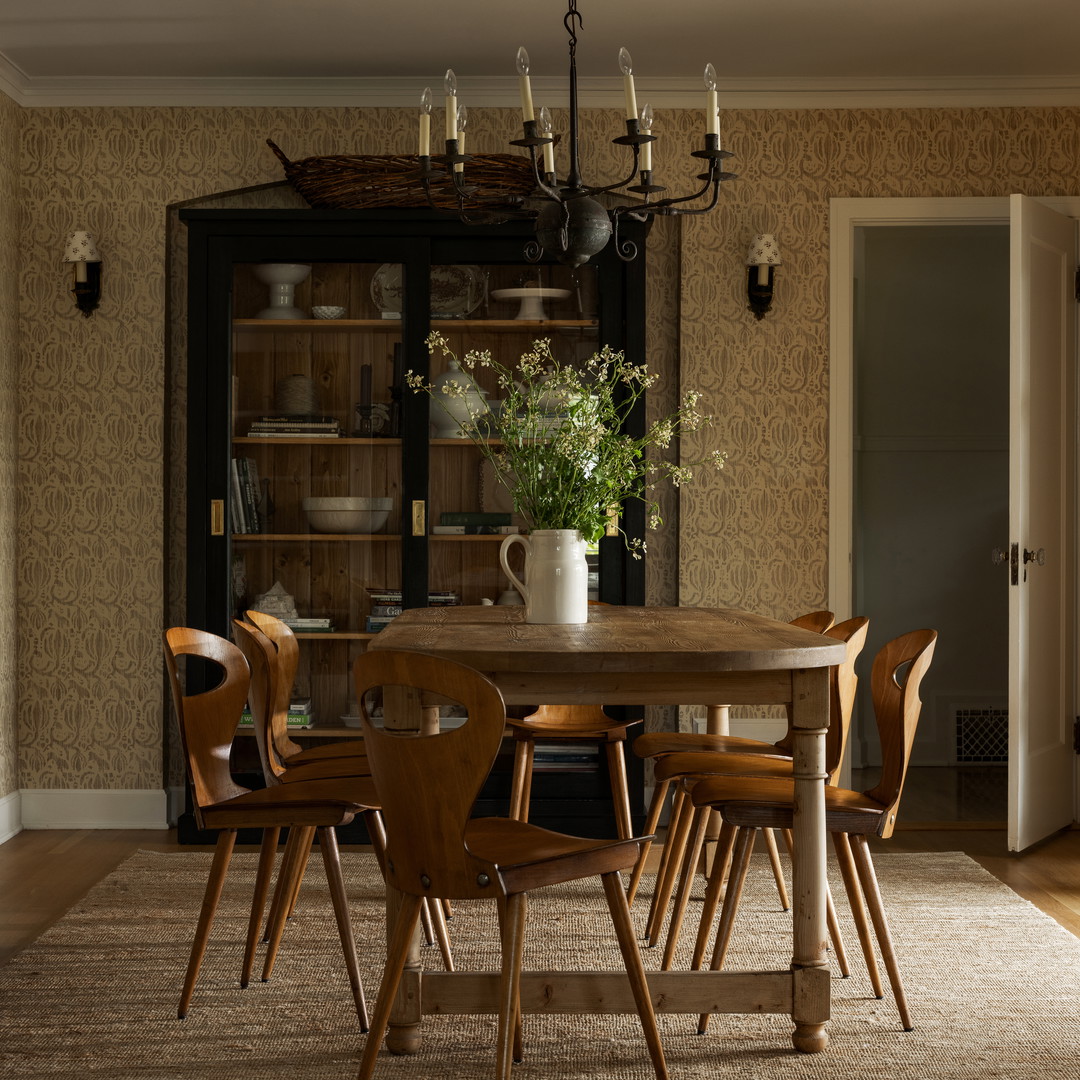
[6, 72, 1080, 110]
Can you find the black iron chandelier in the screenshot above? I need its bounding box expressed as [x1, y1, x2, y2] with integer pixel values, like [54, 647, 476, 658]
[414, 0, 736, 267]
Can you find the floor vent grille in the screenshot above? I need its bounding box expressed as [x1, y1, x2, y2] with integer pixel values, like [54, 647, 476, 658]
[955, 707, 1008, 764]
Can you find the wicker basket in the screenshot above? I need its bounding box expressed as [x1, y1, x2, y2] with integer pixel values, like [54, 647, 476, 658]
[267, 139, 536, 211]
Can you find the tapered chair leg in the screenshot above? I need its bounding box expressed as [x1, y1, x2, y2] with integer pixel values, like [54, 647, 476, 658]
[604, 738, 634, 840]
[626, 778, 670, 908]
[645, 784, 692, 945]
[179, 829, 237, 1019]
[832, 832, 884, 997]
[691, 821, 736, 971]
[697, 825, 755, 1034]
[317, 825, 369, 1030]
[261, 826, 310, 982]
[495, 893, 528, 1080]
[356, 892, 424, 1080]
[508, 739, 534, 823]
[602, 871, 669, 1080]
[241, 826, 280, 988]
[429, 893, 455, 971]
[850, 834, 913, 1030]
[661, 803, 711, 969]
[761, 828, 790, 911]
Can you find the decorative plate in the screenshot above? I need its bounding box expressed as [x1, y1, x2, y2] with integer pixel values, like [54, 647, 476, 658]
[371, 264, 486, 318]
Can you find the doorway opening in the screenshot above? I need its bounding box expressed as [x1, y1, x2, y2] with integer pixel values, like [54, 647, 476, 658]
[851, 223, 1009, 824]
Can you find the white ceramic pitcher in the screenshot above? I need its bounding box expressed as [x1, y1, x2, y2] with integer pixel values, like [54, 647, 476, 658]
[498, 529, 589, 625]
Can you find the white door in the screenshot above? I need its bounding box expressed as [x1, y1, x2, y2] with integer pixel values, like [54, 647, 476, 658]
[1008, 194, 1078, 851]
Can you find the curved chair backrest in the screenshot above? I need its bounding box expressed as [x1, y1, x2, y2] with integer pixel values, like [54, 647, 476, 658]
[864, 628, 938, 837]
[163, 627, 251, 818]
[231, 618, 289, 786]
[790, 609, 835, 635]
[823, 615, 870, 780]
[244, 610, 304, 766]
[354, 649, 509, 900]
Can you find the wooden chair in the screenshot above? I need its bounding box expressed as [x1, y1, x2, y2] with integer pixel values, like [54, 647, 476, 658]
[163, 626, 376, 1027]
[507, 704, 641, 839]
[649, 616, 869, 968]
[352, 648, 668, 1080]
[231, 618, 453, 976]
[689, 627, 937, 1032]
[626, 608, 836, 907]
[244, 609, 371, 768]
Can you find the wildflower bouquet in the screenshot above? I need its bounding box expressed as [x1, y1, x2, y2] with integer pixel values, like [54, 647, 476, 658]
[409, 332, 726, 553]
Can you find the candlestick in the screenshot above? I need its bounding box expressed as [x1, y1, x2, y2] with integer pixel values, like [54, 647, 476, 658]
[618, 48, 637, 121]
[516, 47, 535, 122]
[444, 68, 458, 141]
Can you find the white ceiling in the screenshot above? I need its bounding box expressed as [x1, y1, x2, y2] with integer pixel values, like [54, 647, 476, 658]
[3, 0, 1080, 108]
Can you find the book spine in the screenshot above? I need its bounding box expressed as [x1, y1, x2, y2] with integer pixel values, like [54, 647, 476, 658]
[230, 459, 247, 534]
[439, 512, 512, 526]
[241, 458, 260, 533]
[369, 604, 403, 617]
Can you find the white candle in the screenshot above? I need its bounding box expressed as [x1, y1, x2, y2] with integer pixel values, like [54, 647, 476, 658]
[516, 47, 534, 122]
[618, 48, 637, 121]
[704, 63, 719, 136]
[539, 106, 554, 174]
[455, 106, 467, 172]
[639, 103, 653, 172]
[444, 69, 458, 141]
[419, 87, 432, 156]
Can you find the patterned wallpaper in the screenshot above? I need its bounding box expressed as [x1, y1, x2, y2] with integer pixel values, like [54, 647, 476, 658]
[0, 92, 19, 800]
[8, 100, 1080, 795]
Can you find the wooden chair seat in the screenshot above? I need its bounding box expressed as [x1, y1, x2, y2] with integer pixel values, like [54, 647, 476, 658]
[688, 628, 938, 1033]
[163, 626, 375, 1028]
[353, 648, 668, 1080]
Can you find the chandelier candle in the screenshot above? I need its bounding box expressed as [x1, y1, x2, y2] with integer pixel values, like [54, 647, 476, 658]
[418, 87, 432, 156]
[517, 47, 535, 121]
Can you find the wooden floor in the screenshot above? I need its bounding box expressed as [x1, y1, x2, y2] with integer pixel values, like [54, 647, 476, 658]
[1, 822, 1078, 968]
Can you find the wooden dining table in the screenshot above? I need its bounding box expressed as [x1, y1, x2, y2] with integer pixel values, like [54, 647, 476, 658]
[369, 603, 847, 1057]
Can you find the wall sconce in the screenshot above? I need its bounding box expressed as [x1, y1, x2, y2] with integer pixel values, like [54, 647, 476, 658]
[63, 231, 102, 317]
[746, 233, 781, 320]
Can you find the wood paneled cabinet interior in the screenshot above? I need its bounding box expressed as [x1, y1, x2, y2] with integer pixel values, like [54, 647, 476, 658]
[180, 209, 646, 841]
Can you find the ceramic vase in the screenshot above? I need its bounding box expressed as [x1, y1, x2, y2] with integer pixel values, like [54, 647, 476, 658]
[499, 529, 589, 625]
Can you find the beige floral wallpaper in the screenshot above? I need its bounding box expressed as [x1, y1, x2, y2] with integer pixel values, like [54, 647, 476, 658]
[6, 98, 1080, 798]
[0, 91, 19, 801]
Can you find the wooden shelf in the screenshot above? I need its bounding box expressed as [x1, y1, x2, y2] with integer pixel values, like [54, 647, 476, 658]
[233, 533, 400, 542]
[233, 436, 401, 446]
[233, 318, 597, 332]
[428, 534, 511, 542]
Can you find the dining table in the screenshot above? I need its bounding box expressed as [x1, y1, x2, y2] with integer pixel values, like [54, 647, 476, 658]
[369, 603, 847, 1057]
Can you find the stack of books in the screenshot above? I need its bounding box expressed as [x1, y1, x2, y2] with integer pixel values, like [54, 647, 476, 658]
[366, 588, 461, 608]
[432, 511, 517, 535]
[283, 616, 334, 633]
[230, 457, 261, 534]
[247, 415, 342, 438]
[238, 696, 314, 729]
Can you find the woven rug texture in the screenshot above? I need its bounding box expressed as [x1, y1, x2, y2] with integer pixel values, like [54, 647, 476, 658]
[0, 849, 1077, 1079]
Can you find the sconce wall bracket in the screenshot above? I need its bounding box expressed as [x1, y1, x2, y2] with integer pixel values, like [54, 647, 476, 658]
[71, 262, 102, 317]
[746, 265, 775, 320]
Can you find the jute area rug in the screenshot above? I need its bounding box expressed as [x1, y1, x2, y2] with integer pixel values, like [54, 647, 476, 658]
[0, 849, 1077, 1079]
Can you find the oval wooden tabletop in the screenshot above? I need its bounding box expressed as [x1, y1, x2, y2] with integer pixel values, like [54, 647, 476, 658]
[370, 605, 847, 674]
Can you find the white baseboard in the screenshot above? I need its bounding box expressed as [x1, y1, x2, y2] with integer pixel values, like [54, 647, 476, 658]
[0, 789, 21, 844]
[19, 788, 169, 830]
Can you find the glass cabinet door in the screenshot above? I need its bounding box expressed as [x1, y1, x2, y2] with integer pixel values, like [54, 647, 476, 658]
[423, 260, 603, 607]
[229, 258, 407, 731]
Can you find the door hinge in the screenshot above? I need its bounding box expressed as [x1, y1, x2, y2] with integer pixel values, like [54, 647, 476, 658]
[1074, 716, 1080, 754]
[1075, 266, 1080, 302]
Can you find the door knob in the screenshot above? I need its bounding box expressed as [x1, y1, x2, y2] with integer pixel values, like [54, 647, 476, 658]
[1024, 547, 1046, 566]
[991, 547, 1009, 566]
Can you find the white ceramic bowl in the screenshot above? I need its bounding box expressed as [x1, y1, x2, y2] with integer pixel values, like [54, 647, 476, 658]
[312, 305, 346, 319]
[303, 496, 392, 534]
